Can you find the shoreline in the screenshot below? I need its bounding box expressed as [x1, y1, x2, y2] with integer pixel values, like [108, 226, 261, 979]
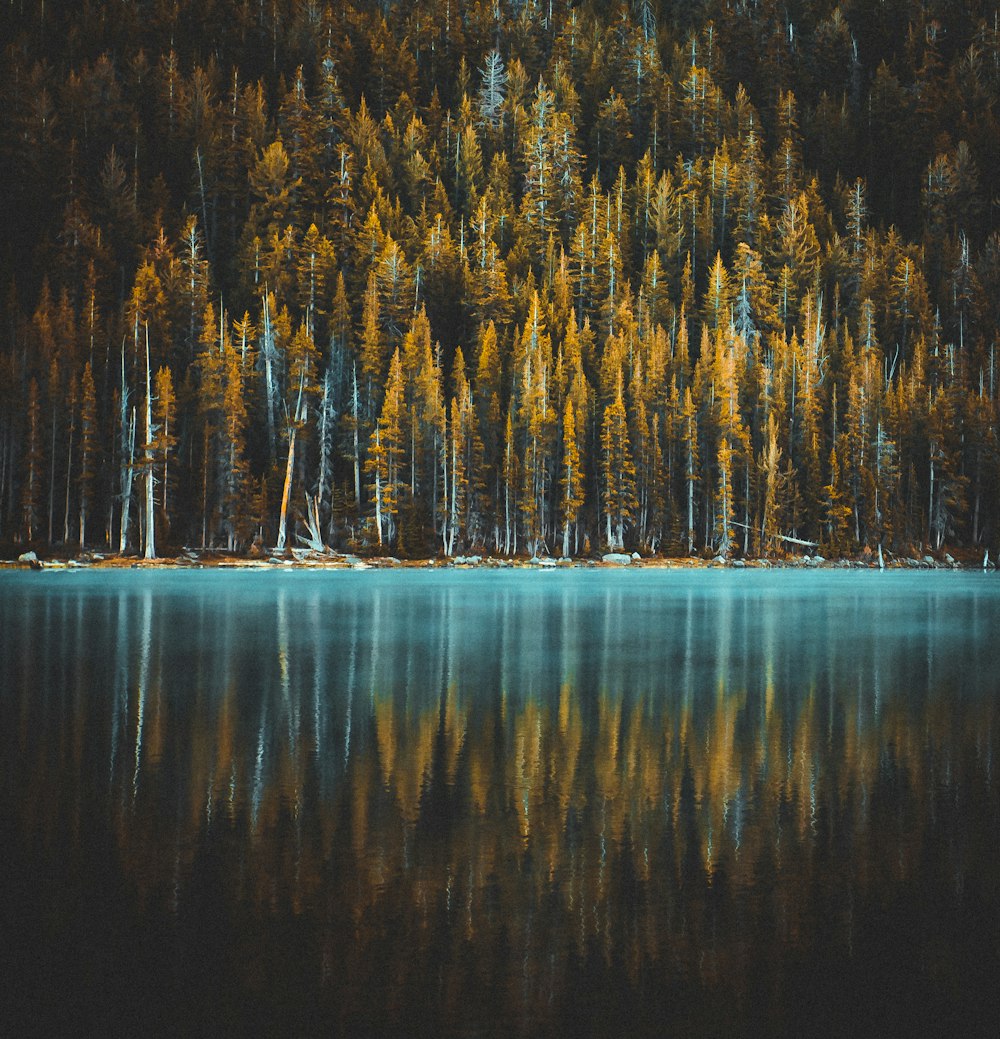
[2, 547, 995, 573]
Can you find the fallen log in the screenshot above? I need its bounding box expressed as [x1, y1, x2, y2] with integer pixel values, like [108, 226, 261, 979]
[731, 520, 819, 549]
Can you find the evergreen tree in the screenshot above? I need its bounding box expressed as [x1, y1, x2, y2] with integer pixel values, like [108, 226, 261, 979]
[367, 348, 406, 548]
[600, 369, 637, 551]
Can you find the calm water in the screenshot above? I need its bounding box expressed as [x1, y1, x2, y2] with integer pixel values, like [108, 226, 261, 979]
[1, 568, 998, 1037]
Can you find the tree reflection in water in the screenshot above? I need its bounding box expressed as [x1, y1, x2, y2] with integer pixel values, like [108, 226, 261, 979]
[1, 570, 998, 1037]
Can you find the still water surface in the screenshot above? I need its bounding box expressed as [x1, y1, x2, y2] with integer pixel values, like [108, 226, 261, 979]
[1, 569, 998, 1037]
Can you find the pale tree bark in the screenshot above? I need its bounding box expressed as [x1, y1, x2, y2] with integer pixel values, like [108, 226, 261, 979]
[352, 362, 362, 516]
[373, 428, 384, 547]
[118, 332, 135, 555]
[276, 367, 307, 552]
[143, 323, 156, 559]
[262, 292, 277, 458]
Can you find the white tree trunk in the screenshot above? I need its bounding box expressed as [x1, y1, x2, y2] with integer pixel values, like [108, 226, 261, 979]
[352, 363, 361, 513]
[262, 293, 276, 456]
[373, 429, 384, 547]
[277, 370, 306, 551]
[119, 407, 135, 555]
[143, 324, 156, 559]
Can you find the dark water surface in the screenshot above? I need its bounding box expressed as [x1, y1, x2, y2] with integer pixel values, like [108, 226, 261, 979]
[1, 568, 998, 1037]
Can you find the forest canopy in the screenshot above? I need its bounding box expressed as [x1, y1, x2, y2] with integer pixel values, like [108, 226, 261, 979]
[1, 0, 998, 559]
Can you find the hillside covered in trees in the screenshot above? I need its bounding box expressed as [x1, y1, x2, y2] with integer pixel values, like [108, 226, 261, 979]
[1, 0, 998, 560]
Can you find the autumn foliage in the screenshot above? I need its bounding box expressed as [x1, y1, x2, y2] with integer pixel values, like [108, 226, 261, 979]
[0, 0, 998, 558]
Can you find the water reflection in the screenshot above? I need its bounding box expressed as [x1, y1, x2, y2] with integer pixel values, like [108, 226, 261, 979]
[1, 571, 998, 1037]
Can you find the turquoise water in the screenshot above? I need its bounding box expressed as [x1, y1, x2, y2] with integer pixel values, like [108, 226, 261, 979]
[2, 569, 998, 1036]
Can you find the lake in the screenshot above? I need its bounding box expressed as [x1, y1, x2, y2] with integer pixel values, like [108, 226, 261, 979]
[1, 568, 998, 1037]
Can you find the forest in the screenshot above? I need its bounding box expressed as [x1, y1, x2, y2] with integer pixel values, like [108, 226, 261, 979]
[1, 0, 998, 560]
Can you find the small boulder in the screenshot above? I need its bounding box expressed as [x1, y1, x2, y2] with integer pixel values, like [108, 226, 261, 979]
[602, 552, 632, 564]
[18, 550, 38, 564]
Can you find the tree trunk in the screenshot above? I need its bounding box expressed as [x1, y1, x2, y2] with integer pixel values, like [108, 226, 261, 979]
[63, 422, 73, 545]
[318, 371, 331, 520]
[48, 404, 57, 545]
[276, 427, 296, 552]
[262, 293, 276, 458]
[373, 429, 384, 547]
[119, 407, 136, 555]
[447, 434, 458, 556]
[143, 324, 156, 559]
[687, 452, 695, 554]
[927, 452, 935, 549]
[352, 362, 362, 516]
[201, 422, 209, 548]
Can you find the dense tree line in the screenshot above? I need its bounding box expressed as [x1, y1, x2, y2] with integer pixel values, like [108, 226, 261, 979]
[1, 0, 998, 558]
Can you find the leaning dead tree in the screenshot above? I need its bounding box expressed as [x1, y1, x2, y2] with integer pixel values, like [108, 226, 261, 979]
[296, 492, 326, 552]
[731, 520, 819, 549]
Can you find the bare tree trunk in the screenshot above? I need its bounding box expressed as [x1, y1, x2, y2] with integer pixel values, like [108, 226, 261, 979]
[352, 362, 361, 516]
[63, 421, 73, 545]
[447, 434, 458, 556]
[373, 429, 384, 547]
[441, 425, 449, 555]
[276, 427, 297, 551]
[927, 453, 935, 549]
[48, 402, 57, 545]
[201, 422, 209, 548]
[299, 492, 324, 551]
[277, 370, 308, 551]
[143, 324, 156, 559]
[262, 292, 276, 458]
[195, 147, 211, 263]
[743, 469, 750, 555]
[318, 371, 331, 518]
[687, 469, 695, 554]
[119, 407, 136, 555]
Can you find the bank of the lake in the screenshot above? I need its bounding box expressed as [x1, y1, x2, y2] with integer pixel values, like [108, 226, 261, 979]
[3, 545, 997, 573]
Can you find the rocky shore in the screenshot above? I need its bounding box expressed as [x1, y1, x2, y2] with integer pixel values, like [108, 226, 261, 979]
[3, 547, 995, 572]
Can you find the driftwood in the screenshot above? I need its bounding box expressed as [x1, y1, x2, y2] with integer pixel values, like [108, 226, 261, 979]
[731, 520, 819, 549]
[295, 493, 326, 553]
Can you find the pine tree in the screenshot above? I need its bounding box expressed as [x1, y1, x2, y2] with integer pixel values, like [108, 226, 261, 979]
[759, 412, 784, 556]
[21, 378, 41, 543]
[221, 336, 248, 550]
[46, 357, 60, 546]
[560, 397, 585, 557]
[681, 384, 699, 554]
[78, 362, 97, 549]
[62, 372, 77, 545]
[444, 395, 467, 556]
[478, 49, 508, 129]
[152, 366, 177, 538]
[821, 445, 852, 555]
[367, 348, 406, 548]
[600, 369, 637, 551]
[276, 322, 319, 551]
